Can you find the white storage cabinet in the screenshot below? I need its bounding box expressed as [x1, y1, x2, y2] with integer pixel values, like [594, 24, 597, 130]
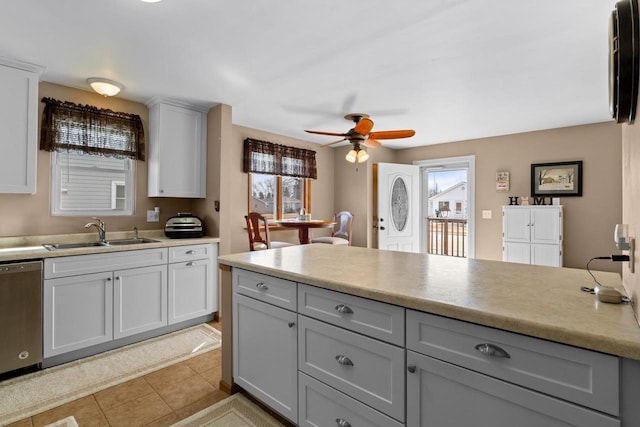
[502, 205, 563, 267]
[0, 58, 44, 194]
[232, 269, 298, 423]
[146, 97, 207, 198]
[168, 244, 217, 324]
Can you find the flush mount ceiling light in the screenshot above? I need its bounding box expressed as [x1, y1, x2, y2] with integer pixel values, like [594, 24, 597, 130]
[87, 77, 124, 97]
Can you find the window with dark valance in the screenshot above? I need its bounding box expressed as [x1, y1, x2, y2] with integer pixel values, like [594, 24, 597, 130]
[243, 138, 317, 179]
[40, 97, 145, 160]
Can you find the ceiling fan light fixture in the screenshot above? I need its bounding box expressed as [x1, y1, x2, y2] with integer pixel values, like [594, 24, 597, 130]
[87, 77, 124, 97]
[346, 149, 358, 163]
[357, 148, 369, 163]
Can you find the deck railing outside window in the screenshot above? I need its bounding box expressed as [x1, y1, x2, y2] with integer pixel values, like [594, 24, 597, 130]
[427, 217, 467, 257]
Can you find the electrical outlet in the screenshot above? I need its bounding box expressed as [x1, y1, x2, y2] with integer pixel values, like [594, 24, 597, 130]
[147, 210, 160, 222]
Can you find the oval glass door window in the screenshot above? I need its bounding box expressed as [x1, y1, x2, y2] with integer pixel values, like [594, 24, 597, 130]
[391, 177, 408, 231]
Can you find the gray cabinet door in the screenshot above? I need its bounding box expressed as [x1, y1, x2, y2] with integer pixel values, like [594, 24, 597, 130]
[44, 272, 113, 358]
[233, 293, 297, 424]
[168, 259, 213, 324]
[406, 351, 620, 427]
[114, 265, 168, 339]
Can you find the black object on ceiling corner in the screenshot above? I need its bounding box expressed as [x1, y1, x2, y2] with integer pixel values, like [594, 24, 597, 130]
[610, 0, 640, 124]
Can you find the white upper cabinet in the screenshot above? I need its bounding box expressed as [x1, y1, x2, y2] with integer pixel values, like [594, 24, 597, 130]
[0, 58, 44, 194]
[146, 97, 208, 198]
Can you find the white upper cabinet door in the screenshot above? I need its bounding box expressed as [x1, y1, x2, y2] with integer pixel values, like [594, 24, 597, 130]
[146, 97, 207, 198]
[0, 58, 44, 194]
[530, 207, 562, 244]
[502, 207, 531, 242]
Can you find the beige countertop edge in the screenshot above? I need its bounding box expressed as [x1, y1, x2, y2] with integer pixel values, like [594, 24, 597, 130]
[218, 256, 640, 361]
[0, 231, 220, 262]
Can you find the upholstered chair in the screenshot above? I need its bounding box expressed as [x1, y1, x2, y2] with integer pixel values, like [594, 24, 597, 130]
[310, 211, 354, 245]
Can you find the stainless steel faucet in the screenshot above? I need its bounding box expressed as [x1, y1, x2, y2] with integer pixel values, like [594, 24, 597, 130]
[85, 217, 106, 242]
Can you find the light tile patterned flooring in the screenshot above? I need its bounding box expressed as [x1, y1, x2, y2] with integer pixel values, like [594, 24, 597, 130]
[7, 320, 229, 427]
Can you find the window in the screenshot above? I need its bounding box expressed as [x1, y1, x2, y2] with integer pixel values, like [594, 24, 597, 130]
[249, 173, 311, 219]
[244, 138, 316, 220]
[51, 152, 134, 215]
[40, 98, 144, 216]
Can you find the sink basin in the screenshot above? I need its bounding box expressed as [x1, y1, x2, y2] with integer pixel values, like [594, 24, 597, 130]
[104, 238, 159, 246]
[43, 238, 158, 251]
[43, 242, 108, 251]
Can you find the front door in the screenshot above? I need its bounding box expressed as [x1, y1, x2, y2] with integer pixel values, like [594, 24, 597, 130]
[376, 162, 420, 252]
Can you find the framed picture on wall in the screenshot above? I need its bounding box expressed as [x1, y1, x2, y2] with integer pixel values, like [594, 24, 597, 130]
[496, 171, 510, 192]
[531, 161, 583, 197]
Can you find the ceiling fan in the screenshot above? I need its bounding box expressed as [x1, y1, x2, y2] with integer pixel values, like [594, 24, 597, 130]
[304, 113, 416, 163]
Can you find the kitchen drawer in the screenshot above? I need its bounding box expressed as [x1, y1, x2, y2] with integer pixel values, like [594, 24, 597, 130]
[299, 372, 403, 427]
[298, 315, 405, 422]
[233, 268, 297, 311]
[168, 243, 212, 263]
[44, 248, 168, 279]
[406, 309, 620, 416]
[407, 351, 620, 427]
[298, 283, 405, 346]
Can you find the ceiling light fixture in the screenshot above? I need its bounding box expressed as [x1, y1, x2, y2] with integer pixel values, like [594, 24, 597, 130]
[87, 78, 124, 97]
[345, 144, 369, 163]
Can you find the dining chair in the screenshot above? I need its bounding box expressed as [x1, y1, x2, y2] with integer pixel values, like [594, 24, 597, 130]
[310, 211, 354, 246]
[245, 212, 295, 251]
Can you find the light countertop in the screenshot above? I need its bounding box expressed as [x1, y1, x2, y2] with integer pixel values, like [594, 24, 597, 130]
[0, 230, 220, 262]
[218, 244, 640, 360]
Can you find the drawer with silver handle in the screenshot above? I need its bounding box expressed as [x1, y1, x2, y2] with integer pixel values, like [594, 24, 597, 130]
[298, 283, 405, 346]
[298, 315, 405, 421]
[298, 372, 403, 427]
[406, 309, 620, 416]
[233, 268, 297, 310]
[168, 244, 212, 263]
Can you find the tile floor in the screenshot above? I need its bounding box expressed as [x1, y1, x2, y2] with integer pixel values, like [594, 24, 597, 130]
[7, 320, 229, 427]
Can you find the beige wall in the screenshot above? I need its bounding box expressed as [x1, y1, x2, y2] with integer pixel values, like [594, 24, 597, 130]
[622, 121, 640, 323]
[333, 122, 622, 272]
[0, 82, 192, 238]
[223, 125, 336, 255]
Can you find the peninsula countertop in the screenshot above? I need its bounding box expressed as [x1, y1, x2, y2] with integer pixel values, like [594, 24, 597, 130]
[218, 244, 640, 360]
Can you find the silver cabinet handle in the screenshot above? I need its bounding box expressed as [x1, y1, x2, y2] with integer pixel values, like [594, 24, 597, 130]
[288, 322, 295, 328]
[407, 365, 416, 373]
[186, 262, 195, 266]
[256, 282, 268, 290]
[475, 343, 511, 358]
[335, 304, 353, 314]
[106, 277, 112, 281]
[185, 250, 196, 254]
[336, 419, 351, 427]
[335, 355, 354, 366]
[115, 276, 120, 280]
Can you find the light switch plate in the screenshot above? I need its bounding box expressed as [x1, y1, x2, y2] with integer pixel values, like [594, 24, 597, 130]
[147, 210, 160, 222]
[482, 210, 492, 219]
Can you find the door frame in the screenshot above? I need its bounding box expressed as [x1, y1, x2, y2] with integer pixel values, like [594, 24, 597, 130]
[414, 155, 475, 258]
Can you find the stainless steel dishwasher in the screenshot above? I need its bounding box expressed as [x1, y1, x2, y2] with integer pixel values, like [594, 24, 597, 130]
[0, 260, 42, 375]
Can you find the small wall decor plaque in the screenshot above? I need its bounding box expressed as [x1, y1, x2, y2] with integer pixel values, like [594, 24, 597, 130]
[496, 171, 510, 192]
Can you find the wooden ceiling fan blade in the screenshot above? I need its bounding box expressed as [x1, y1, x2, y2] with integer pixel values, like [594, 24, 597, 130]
[363, 137, 381, 148]
[369, 129, 416, 139]
[305, 130, 347, 137]
[353, 118, 374, 135]
[322, 138, 347, 147]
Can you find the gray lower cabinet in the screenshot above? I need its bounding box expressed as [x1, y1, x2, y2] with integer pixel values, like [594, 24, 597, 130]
[233, 292, 298, 423]
[406, 351, 620, 427]
[114, 264, 167, 339]
[168, 244, 217, 324]
[44, 271, 114, 358]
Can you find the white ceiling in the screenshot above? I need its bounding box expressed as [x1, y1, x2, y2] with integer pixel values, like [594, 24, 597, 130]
[0, 0, 617, 148]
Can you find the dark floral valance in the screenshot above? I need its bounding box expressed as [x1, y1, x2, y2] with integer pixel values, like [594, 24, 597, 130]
[40, 97, 145, 160]
[243, 138, 317, 179]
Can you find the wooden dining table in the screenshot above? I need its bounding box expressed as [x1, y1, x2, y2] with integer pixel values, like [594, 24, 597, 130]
[276, 219, 336, 244]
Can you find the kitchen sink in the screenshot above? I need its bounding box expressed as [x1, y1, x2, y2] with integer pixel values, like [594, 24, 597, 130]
[43, 238, 158, 251]
[103, 238, 159, 246]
